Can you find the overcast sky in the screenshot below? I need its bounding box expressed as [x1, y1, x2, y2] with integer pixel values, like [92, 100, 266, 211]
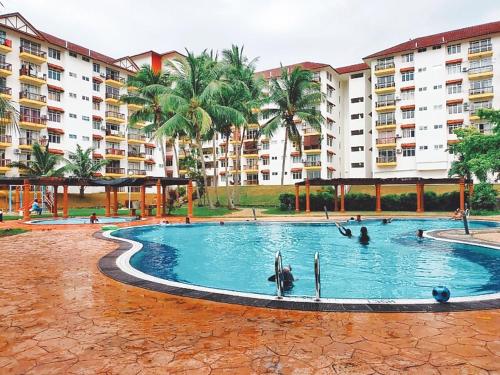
[5, 0, 500, 71]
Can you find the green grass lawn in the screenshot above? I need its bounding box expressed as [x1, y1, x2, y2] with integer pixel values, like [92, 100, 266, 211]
[170, 206, 232, 217]
[0, 228, 28, 237]
[261, 207, 297, 215]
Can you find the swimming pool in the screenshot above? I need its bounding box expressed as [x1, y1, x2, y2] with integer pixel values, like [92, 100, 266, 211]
[31, 216, 137, 225]
[111, 219, 500, 301]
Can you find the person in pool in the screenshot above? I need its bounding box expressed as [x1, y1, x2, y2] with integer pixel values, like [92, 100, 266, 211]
[89, 213, 99, 224]
[268, 265, 295, 291]
[335, 222, 352, 238]
[359, 226, 370, 245]
[417, 229, 424, 238]
[356, 215, 362, 223]
[382, 218, 392, 224]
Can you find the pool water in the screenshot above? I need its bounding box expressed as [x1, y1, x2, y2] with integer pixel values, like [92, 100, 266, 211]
[114, 220, 500, 300]
[32, 216, 136, 225]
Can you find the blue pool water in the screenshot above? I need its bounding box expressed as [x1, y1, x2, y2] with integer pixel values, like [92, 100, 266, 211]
[32, 216, 136, 225]
[114, 220, 500, 300]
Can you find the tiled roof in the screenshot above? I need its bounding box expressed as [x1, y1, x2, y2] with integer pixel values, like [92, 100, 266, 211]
[257, 61, 331, 79]
[365, 21, 500, 59]
[335, 63, 369, 74]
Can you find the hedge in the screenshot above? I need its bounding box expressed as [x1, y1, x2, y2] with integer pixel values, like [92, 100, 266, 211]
[278, 190, 465, 212]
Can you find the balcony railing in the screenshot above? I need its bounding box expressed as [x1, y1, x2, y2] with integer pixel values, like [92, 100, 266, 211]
[0, 38, 12, 48]
[128, 151, 145, 158]
[470, 102, 493, 115]
[243, 148, 258, 155]
[105, 110, 125, 120]
[0, 158, 10, 167]
[245, 180, 258, 185]
[304, 160, 321, 167]
[0, 86, 11, 96]
[106, 167, 125, 174]
[375, 100, 396, 107]
[19, 68, 47, 81]
[0, 62, 11, 71]
[303, 127, 319, 134]
[375, 62, 395, 71]
[376, 137, 397, 145]
[0, 135, 12, 143]
[20, 115, 47, 124]
[468, 44, 492, 54]
[243, 165, 258, 170]
[20, 46, 46, 58]
[105, 92, 120, 100]
[19, 91, 47, 103]
[105, 148, 125, 156]
[128, 168, 146, 175]
[377, 156, 397, 163]
[304, 144, 321, 150]
[19, 137, 46, 146]
[375, 81, 395, 89]
[376, 119, 396, 127]
[127, 133, 145, 141]
[105, 130, 125, 138]
[468, 65, 493, 75]
[469, 86, 493, 95]
[105, 74, 125, 84]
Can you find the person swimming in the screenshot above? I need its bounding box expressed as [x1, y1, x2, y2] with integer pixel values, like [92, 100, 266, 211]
[359, 226, 370, 245]
[268, 265, 295, 291]
[356, 215, 362, 223]
[417, 229, 424, 238]
[335, 222, 352, 238]
[382, 218, 392, 224]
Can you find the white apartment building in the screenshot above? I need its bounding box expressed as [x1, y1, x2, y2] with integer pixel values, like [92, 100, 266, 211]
[364, 21, 500, 178]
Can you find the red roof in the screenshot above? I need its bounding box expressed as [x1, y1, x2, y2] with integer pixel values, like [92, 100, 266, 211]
[47, 106, 64, 113]
[47, 127, 64, 135]
[92, 115, 103, 121]
[257, 61, 331, 79]
[335, 63, 369, 74]
[48, 148, 64, 155]
[47, 84, 64, 92]
[365, 21, 500, 59]
[47, 63, 64, 72]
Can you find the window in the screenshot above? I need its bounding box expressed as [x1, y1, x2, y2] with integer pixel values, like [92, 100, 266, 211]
[326, 72, 333, 81]
[447, 103, 463, 114]
[401, 90, 414, 101]
[433, 84, 442, 90]
[351, 162, 364, 168]
[401, 71, 414, 82]
[82, 56, 90, 62]
[447, 44, 461, 55]
[403, 147, 415, 157]
[433, 124, 443, 129]
[69, 113, 77, 119]
[48, 110, 61, 123]
[69, 92, 76, 98]
[262, 173, 270, 181]
[327, 153, 333, 163]
[446, 63, 461, 74]
[326, 135, 334, 147]
[376, 75, 394, 88]
[351, 113, 363, 120]
[469, 38, 491, 54]
[48, 133, 61, 144]
[402, 128, 415, 138]
[82, 116, 90, 121]
[419, 145, 428, 150]
[93, 82, 100, 92]
[350, 97, 364, 103]
[93, 63, 100, 73]
[292, 171, 302, 180]
[351, 129, 363, 135]
[69, 51, 77, 58]
[418, 87, 427, 92]
[145, 148, 153, 156]
[82, 136, 90, 141]
[448, 123, 463, 134]
[419, 126, 428, 131]
[447, 83, 462, 94]
[402, 53, 413, 62]
[69, 134, 77, 139]
[261, 158, 269, 166]
[82, 76, 90, 81]
[351, 146, 364, 151]
[417, 48, 427, 53]
[402, 109, 415, 119]
[271, 156, 278, 160]
[434, 144, 444, 150]
[48, 48, 60, 60]
[48, 69, 61, 81]
[433, 105, 443, 110]
[418, 106, 427, 111]
[82, 95, 90, 101]
[418, 67, 427, 72]
[432, 45, 441, 50]
[261, 142, 269, 150]
[48, 90, 61, 102]
[93, 101, 101, 110]
[350, 72, 363, 79]
[69, 72, 77, 78]
[93, 120, 101, 130]
[292, 155, 301, 163]
[327, 102, 334, 114]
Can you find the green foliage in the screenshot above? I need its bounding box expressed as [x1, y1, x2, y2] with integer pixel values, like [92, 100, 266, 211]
[67, 145, 108, 178]
[0, 228, 28, 237]
[470, 182, 498, 211]
[8, 142, 67, 176]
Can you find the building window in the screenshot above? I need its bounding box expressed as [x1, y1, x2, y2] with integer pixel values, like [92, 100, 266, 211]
[69, 93, 76, 98]
[69, 72, 77, 78]
[351, 113, 363, 120]
[351, 162, 364, 168]
[433, 84, 442, 90]
[419, 126, 428, 131]
[447, 44, 461, 55]
[448, 123, 463, 134]
[69, 51, 77, 58]
[69, 113, 77, 119]
[446, 63, 461, 74]
[401, 90, 414, 101]
[418, 87, 427, 92]
[262, 173, 270, 181]
[69, 134, 77, 139]
[402, 53, 414, 63]
[261, 142, 269, 150]
[434, 144, 444, 150]
[82, 76, 90, 82]
[327, 153, 333, 163]
[82, 95, 90, 101]
[351, 129, 363, 135]
[48, 69, 61, 81]
[48, 90, 61, 102]
[326, 135, 334, 147]
[48, 133, 61, 143]
[433, 124, 443, 129]
[93, 82, 100, 92]
[403, 147, 415, 157]
[292, 171, 302, 179]
[48, 48, 60, 60]
[93, 101, 101, 110]
[434, 104, 443, 110]
[447, 104, 463, 114]
[82, 56, 90, 62]
[417, 67, 427, 72]
[48, 111, 61, 123]
[447, 83, 462, 94]
[402, 128, 415, 138]
[350, 97, 364, 103]
[401, 71, 414, 82]
[82, 116, 90, 121]
[93, 63, 100, 73]
[292, 155, 301, 163]
[327, 102, 334, 114]
[93, 120, 101, 130]
[351, 146, 364, 152]
[402, 109, 415, 119]
[418, 106, 427, 111]
[469, 38, 491, 54]
[419, 145, 428, 150]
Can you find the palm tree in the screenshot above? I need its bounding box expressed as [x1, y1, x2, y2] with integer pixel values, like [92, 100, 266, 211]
[0, 95, 19, 132]
[120, 66, 171, 176]
[66, 145, 109, 196]
[159, 50, 245, 209]
[261, 66, 323, 185]
[9, 142, 67, 176]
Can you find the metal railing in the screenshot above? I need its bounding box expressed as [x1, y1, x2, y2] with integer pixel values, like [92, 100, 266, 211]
[314, 252, 321, 301]
[304, 144, 321, 151]
[19, 68, 47, 81]
[106, 166, 125, 174]
[304, 160, 321, 167]
[375, 81, 395, 89]
[19, 91, 47, 103]
[127, 133, 145, 141]
[0, 159, 10, 167]
[470, 102, 493, 114]
[274, 251, 284, 298]
[468, 44, 492, 54]
[469, 86, 493, 95]
[0, 38, 12, 48]
[376, 156, 397, 163]
[105, 130, 125, 138]
[375, 100, 396, 108]
[243, 148, 258, 155]
[105, 74, 125, 84]
[376, 119, 396, 127]
[128, 168, 146, 175]
[0, 135, 12, 143]
[19, 137, 46, 146]
[376, 137, 397, 145]
[375, 62, 395, 71]
[468, 65, 493, 75]
[105, 148, 125, 156]
[0, 86, 11, 97]
[303, 127, 319, 134]
[105, 111, 125, 120]
[20, 114, 47, 124]
[105, 92, 120, 100]
[0, 62, 11, 71]
[128, 151, 145, 158]
[20, 46, 47, 58]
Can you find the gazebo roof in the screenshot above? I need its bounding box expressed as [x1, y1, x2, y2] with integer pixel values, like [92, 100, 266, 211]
[295, 177, 469, 186]
[0, 176, 190, 187]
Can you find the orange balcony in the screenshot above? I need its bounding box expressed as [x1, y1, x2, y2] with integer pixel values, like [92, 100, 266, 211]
[0, 86, 12, 100]
[19, 68, 46, 86]
[0, 38, 12, 53]
[0, 62, 12, 77]
[105, 148, 126, 160]
[19, 115, 47, 130]
[19, 46, 47, 64]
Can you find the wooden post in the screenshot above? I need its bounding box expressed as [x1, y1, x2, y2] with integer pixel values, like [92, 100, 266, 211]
[63, 185, 69, 218]
[105, 187, 111, 217]
[416, 183, 422, 213]
[53, 185, 58, 217]
[333, 185, 338, 212]
[23, 179, 30, 221]
[295, 184, 300, 212]
[14, 186, 20, 212]
[156, 179, 162, 218]
[459, 179, 465, 211]
[305, 179, 311, 213]
[113, 187, 118, 216]
[162, 185, 167, 217]
[375, 184, 382, 212]
[140, 185, 147, 218]
[420, 184, 425, 213]
[187, 180, 193, 218]
[340, 184, 345, 212]
[468, 182, 474, 198]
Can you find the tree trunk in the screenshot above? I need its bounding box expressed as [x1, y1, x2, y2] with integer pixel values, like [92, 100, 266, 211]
[212, 134, 219, 205]
[281, 127, 288, 185]
[235, 127, 246, 204]
[173, 137, 179, 177]
[196, 133, 213, 209]
[225, 133, 234, 209]
[79, 185, 85, 197]
[160, 140, 167, 177]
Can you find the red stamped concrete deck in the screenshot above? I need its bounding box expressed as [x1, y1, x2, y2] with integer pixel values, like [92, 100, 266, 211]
[0, 220, 499, 374]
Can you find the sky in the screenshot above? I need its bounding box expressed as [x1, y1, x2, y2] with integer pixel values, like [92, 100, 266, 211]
[4, 0, 500, 71]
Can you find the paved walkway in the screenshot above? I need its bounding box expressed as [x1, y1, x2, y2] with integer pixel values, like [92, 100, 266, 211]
[0, 220, 499, 374]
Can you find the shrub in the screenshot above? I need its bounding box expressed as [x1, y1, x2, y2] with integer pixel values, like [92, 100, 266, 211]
[471, 183, 498, 211]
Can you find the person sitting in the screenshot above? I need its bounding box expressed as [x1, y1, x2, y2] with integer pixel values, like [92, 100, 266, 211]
[185, 216, 191, 224]
[382, 218, 392, 224]
[335, 222, 352, 238]
[0, 209, 3, 223]
[268, 265, 295, 291]
[451, 208, 463, 220]
[356, 214, 362, 223]
[30, 199, 42, 215]
[416, 229, 424, 238]
[89, 213, 99, 224]
[359, 226, 370, 245]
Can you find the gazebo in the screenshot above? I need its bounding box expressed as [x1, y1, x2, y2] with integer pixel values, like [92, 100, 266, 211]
[294, 177, 472, 213]
[0, 176, 192, 221]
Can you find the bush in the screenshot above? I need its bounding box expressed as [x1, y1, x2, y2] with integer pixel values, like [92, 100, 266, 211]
[471, 183, 498, 211]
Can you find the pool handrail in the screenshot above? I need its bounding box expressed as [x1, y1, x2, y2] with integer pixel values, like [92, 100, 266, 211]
[314, 251, 321, 301]
[274, 251, 283, 298]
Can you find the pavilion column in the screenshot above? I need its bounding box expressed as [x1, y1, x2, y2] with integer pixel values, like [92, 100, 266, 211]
[105, 187, 111, 217]
[62, 185, 69, 218]
[416, 183, 423, 213]
[459, 178, 465, 211]
[375, 184, 382, 212]
[305, 179, 311, 213]
[52, 185, 58, 217]
[420, 184, 425, 213]
[333, 185, 338, 212]
[162, 185, 167, 217]
[15, 186, 20, 212]
[187, 180, 193, 218]
[468, 182, 474, 198]
[140, 185, 147, 218]
[23, 179, 30, 221]
[156, 179, 162, 218]
[113, 187, 118, 216]
[340, 184, 345, 213]
[295, 184, 300, 212]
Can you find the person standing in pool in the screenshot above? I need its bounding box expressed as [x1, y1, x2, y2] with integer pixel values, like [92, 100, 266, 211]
[335, 222, 352, 238]
[268, 265, 295, 291]
[359, 226, 370, 245]
[417, 229, 424, 238]
[356, 215, 362, 223]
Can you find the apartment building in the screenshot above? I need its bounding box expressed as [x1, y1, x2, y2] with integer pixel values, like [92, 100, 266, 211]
[364, 21, 500, 178]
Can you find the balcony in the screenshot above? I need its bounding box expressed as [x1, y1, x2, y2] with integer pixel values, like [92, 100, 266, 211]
[0, 62, 12, 77]
[468, 65, 493, 80]
[376, 155, 397, 167]
[374, 81, 396, 94]
[19, 46, 47, 64]
[468, 44, 493, 60]
[127, 133, 146, 144]
[243, 164, 259, 172]
[128, 151, 146, 161]
[18, 137, 46, 149]
[128, 168, 147, 177]
[0, 111, 10, 125]
[105, 166, 125, 177]
[469, 86, 494, 101]
[19, 68, 47, 86]
[127, 103, 143, 112]
[375, 119, 396, 130]
[0, 38, 12, 53]
[0, 86, 12, 100]
[105, 74, 125, 88]
[0, 134, 12, 147]
[105, 110, 126, 124]
[374, 62, 395, 76]
[105, 92, 120, 105]
[303, 126, 320, 135]
[304, 144, 321, 154]
[243, 146, 258, 157]
[105, 148, 125, 160]
[375, 100, 396, 112]
[0, 158, 11, 172]
[19, 91, 47, 108]
[19, 115, 47, 130]
[469, 102, 493, 121]
[105, 130, 126, 143]
[376, 137, 397, 148]
[304, 160, 321, 170]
